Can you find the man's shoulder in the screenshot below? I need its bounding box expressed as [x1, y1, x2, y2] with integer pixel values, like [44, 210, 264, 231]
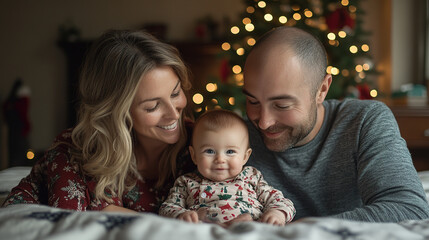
[326, 98, 387, 109]
[325, 99, 390, 118]
[323, 99, 396, 139]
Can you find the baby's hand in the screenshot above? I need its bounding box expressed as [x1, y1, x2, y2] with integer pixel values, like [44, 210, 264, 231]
[259, 209, 286, 226]
[177, 210, 199, 223]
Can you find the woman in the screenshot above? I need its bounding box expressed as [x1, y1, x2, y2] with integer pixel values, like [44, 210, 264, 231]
[2, 30, 195, 213]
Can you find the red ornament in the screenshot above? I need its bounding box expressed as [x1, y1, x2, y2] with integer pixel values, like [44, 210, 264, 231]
[219, 59, 230, 83]
[357, 83, 372, 100]
[326, 7, 355, 33]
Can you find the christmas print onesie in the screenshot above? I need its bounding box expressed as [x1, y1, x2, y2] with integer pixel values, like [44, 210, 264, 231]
[159, 166, 295, 223]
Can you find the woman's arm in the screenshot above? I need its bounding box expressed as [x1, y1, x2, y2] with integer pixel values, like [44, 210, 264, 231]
[2, 167, 42, 207]
[101, 204, 137, 213]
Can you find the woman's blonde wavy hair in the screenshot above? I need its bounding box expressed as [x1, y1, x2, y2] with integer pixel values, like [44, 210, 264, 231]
[70, 30, 191, 203]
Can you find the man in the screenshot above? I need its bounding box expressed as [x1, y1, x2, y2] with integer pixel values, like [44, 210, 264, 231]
[243, 26, 429, 222]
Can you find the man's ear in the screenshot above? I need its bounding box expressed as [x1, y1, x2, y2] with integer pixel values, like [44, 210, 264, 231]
[189, 146, 197, 165]
[316, 74, 332, 104]
[243, 148, 252, 165]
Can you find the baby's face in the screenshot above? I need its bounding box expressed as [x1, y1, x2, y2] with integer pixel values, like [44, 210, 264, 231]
[189, 125, 252, 182]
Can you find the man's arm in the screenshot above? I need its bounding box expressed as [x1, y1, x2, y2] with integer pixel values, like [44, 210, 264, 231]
[334, 101, 429, 222]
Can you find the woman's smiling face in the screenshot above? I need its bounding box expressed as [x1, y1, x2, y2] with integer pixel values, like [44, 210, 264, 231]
[130, 66, 187, 146]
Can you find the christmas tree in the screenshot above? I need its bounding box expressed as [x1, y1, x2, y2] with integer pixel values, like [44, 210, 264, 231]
[191, 0, 377, 117]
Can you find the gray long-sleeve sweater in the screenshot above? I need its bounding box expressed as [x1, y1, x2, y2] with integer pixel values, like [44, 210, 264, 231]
[246, 99, 429, 222]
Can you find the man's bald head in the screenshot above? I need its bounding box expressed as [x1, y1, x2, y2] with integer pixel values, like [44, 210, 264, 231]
[247, 27, 328, 96]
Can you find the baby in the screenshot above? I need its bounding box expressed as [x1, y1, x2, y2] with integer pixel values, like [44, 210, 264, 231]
[159, 109, 295, 225]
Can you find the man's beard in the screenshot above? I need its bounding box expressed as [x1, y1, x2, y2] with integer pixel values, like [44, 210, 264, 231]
[256, 104, 317, 152]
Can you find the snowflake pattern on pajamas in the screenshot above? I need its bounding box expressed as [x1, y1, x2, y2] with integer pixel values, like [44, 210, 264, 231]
[2, 128, 195, 213]
[61, 180, 85, 211]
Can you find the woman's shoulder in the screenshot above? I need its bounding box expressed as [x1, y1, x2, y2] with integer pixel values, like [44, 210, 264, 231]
[37, 128, 80, 173]
[52, 128, 73, 142]
[45, 128, 74, 153]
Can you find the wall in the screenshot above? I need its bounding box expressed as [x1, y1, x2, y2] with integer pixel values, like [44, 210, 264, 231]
[361, 0, 392, 96]
[391, 0, 425, 91]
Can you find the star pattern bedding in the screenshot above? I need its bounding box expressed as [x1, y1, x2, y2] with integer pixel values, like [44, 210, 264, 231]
[1, 204, 429, 240]
[1, 168, 429, 239]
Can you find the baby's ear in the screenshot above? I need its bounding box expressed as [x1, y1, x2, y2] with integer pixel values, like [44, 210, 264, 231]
[189, 146, 197, 165]
[243, 148, 252, 164]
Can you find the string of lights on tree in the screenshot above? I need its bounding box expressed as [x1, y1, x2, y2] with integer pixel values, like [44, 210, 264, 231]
[191, 0, 378, 117]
